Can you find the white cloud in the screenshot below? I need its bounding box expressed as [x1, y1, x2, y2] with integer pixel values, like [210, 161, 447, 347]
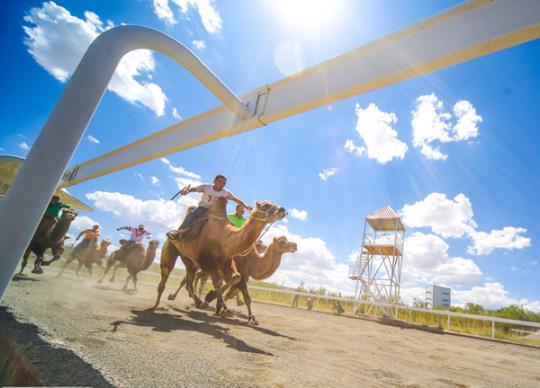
[343, 139, 365, 156]
[263, 224, 354, 294]
[403, 232, 482, 287]
[452, 100, 482, 141]
[289, 208, 308, 221]
[160, 157, 201, 179]
[134, 172, 144, 181]
[468, 227, 531, 255]
[19, 142, 30, 151]
[453, 282, 540, 312]
[401, 193, 477, 238]
[318, 167, 337, 181]
[153, 0, 176, 24]
[402, 192, 532, 256]
[86, 191, 197, 240]
[71, 215, 99, 231]
[23, 2, 167, 116]
[411, 93, 482, 160]
[192, 39, 206, 50]
[87, 134, 100, 144]
[171, 107, 182, 120]
[151, 176, 160, 186]
[153, 0, 222, 33]
[349, 103, 408, 164]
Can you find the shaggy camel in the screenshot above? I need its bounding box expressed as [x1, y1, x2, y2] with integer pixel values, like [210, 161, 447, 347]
[58, 238, 111, 277]
[121, 240, 159, 291]
[154, 198, 286, 313]
[169, 236, 297, 324]
[19, 209, 77, 275]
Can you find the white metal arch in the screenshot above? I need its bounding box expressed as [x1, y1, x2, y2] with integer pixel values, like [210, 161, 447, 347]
[0, 25, 248, 298]
[1, 0, 539, 299]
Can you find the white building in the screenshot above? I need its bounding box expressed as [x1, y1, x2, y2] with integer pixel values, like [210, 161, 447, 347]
[425, 285, 451, 309]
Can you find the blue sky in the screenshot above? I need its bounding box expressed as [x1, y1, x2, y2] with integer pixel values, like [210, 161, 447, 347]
[1, 0, 539, 310]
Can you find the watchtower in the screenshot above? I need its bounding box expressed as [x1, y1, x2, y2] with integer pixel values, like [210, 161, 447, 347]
[349, 206, 405, 318]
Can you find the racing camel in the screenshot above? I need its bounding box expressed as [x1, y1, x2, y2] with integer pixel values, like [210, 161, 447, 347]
[169, 236, 298, 324]
[153, 198, 286, 314]
[18, 209, 77, 275]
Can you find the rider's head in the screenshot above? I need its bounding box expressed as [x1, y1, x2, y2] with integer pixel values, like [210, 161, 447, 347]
[213, 174, 227, 191]
[92, 224, 99, 230]
[138, 224, 145, 231]
[51, 195, 60, 204]
[235, 204, 244, 217]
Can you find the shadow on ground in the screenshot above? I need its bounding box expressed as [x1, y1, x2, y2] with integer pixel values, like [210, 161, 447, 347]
[111, 308, 275, 356]
[0, 306, 113, 387]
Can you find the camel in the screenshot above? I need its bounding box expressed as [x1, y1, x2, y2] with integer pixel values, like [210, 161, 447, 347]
[57, 238, 111, 277]
[169, 236, 297, 324]
[120, 240, 159, 291]
[153, 198, 286, 313]
[18, 209, 78, 275]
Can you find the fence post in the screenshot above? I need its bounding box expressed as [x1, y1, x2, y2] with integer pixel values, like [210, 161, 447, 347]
[447, 312, 451, 331]
[492, 320, 495, 338]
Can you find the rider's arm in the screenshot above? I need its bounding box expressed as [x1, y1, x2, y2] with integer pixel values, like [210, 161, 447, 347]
[229, 194, 252, 211]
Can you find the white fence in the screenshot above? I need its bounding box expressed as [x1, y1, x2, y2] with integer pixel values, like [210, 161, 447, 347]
[139, 270, 540, 340]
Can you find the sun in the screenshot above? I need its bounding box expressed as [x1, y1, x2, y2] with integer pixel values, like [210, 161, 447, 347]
[272, 0, 344, 34]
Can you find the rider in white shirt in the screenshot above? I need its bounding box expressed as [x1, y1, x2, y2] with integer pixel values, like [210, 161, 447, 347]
[167, 174, 251, 240]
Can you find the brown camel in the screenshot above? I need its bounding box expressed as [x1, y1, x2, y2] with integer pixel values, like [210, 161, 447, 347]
[58, 238, 111, 277]
[154, 198, 286, 313]
[18, 209, 78, 275]
[121, 240, 159, 291]
[169, 236, 297, 324]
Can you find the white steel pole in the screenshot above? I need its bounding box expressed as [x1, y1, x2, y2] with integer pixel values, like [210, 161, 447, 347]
[0, 25, 247, 300]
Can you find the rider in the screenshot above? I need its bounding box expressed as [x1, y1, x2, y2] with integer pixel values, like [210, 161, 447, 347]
[73, 224, 100, 254]
[227, 204, 247, 228]
[45, 195, 71, 220]
[167, 174, 252, 240]
[116, 224, 152, 250]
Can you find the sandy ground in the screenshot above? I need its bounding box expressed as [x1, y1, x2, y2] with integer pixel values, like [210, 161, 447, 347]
[1, 270, 540, 387]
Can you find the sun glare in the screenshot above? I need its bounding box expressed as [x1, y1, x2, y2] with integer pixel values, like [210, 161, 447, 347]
[272, 0, 344, 34]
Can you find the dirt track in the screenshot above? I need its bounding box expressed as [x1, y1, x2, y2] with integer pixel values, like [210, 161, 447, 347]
[1, 270, 540, 387]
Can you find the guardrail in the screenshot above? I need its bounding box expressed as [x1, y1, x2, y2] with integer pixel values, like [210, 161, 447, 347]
[119, 270, 540, 340]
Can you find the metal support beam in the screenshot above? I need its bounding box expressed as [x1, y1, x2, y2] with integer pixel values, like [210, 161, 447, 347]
[64, 0, 540, 186]
[0, 25, 247, 300]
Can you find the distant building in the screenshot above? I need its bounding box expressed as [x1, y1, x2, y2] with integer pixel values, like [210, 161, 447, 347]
[425, 285, 451, 309]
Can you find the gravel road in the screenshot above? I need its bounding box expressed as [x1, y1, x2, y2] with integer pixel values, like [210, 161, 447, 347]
[1, 271, 539, 387]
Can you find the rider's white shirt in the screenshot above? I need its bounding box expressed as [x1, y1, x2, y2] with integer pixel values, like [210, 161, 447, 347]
[195, 184, 233, 209]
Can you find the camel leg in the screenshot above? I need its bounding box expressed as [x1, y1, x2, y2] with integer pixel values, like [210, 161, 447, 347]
[122, 275, 131, 291]
[31, 253, 45, 274]
[57, 254, 76, 277]
[133, 273, 138, 292]
[75, 260, 83, 276]
[167, 275, 187, 301]
[239, 283, 258, 325]
[184, 263, 204, 308]
[87, 264, 93, 277]
[153, 240, 178, 309]
[97, 263, 112, 284]
[211, 274, 226, 316]
[110, 265, 118, 282]
[18, 246, 32, 275]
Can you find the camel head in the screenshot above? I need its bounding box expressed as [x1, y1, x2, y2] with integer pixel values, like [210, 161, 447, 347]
[271, 236, 298, 254]
[100, 240, 111, 250]
[147, 240, 160, 251]
[252, 201, 287, 223]
[60, 208, 78, 221]
[255, 240, 267, 252]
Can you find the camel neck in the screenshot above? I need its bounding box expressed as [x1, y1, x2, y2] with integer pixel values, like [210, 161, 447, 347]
[223, 217, 266, 257]
[50, 217, 72, 242]
[249, 244, 284, 280]
[142, 246, 157, 270]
